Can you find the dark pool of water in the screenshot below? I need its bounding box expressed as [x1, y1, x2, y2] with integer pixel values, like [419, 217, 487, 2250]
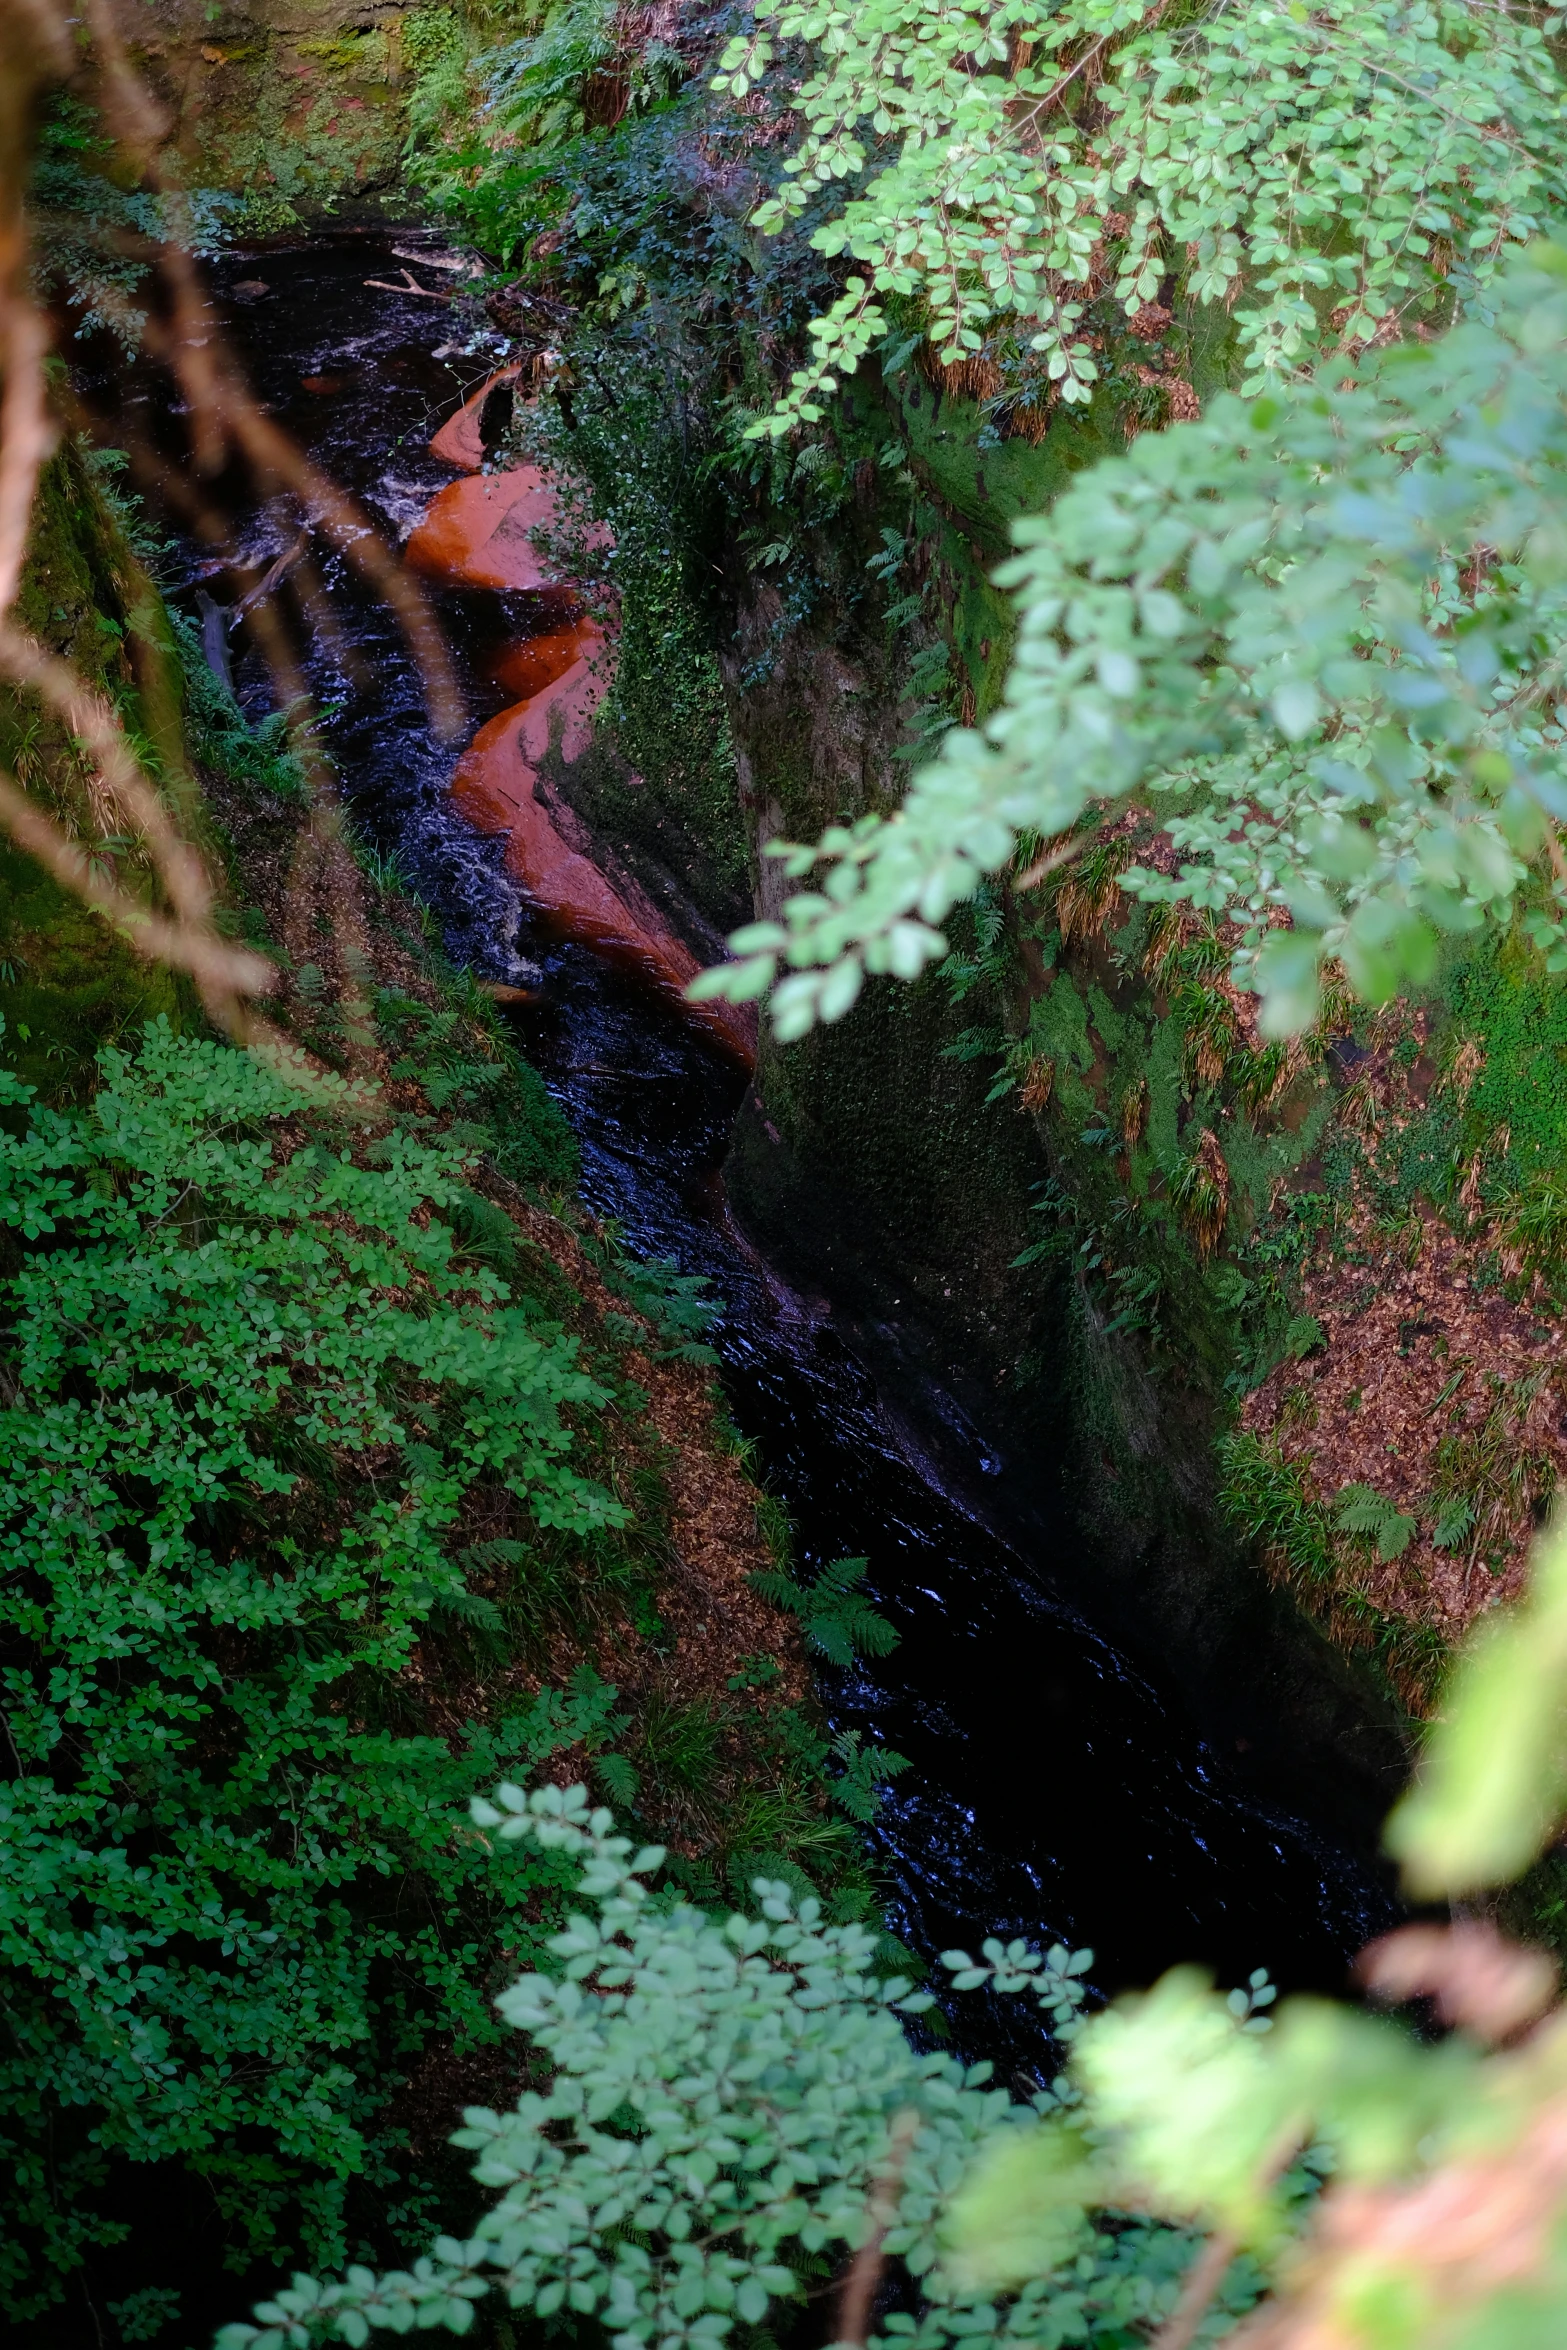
[163, 228, 1397, 2069]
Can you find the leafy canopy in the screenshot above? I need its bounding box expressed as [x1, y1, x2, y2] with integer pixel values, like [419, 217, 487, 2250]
[220, 1508, 1567, 2350]
[715, 0, 1567, 434]
[694, 235, 1567, 1039]
[217, 1782, 1229, 2350]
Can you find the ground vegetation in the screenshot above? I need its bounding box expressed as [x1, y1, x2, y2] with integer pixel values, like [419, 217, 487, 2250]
[211, 1514, 1567, 2350]
[0, 34, 899, 2334]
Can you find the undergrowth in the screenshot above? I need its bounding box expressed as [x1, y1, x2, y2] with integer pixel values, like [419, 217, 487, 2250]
[0, 1019, 626, 2324]
[0, 469, 895, 2338]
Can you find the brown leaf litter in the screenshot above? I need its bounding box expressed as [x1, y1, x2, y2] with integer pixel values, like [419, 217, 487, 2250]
[1244, 1017, 1567, 1660]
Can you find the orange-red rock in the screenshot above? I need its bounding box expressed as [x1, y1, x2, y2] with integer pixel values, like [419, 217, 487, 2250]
[404, 467, 566, 593]
[429, 366, 521, 473]
[489, 621, 598, 700]
[449, 642, 755, 1065]
[423, 390, 757, 1068]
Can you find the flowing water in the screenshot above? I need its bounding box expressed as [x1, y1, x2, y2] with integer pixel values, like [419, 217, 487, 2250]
[139, 226, 1398, 2075]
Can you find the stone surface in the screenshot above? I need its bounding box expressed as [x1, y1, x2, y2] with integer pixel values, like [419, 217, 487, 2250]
[109, 0, 418, 197]
[428, 366, 521, 470]
[404, 468, 569, 594]
[420, 387, 756, 1066]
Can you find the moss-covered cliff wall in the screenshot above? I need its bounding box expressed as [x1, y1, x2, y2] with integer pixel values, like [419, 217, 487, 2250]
[527, 329, 1413, 1844]
[712, 421, 1413, 1849]
[104, 0, 455, 203]
[687, 338, 1567, 1839]
[0, 440, 194, 1094]
[0, 427, 881, 2342]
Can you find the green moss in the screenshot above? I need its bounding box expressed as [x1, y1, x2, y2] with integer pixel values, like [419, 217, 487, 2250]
[138, 2, 441, 200]
[521, 347, 751, 930]
[1442, 925, 1567, 1184]
[1225, 1090, 1334, 1217]
[0, 846, 176, 1099]
[1028, 973, 1093, 1087]
[1217, 1431, 1446, 1716]
[889, 368, 1124, 558]
[0, 442, 195, 1099]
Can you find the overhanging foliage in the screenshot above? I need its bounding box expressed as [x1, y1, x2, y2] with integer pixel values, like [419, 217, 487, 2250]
[699, 236, 1567, 1037]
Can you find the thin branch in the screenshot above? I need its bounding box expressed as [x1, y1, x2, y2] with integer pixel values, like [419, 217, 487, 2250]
[1149, 2226, 1239, 2350]
[0, 0, 461, 1061]
[1151, 2122, 1303, 2350]
[0, 622, 217, 937]
[0, 276, 56, 619]
[1013, 834, 1086, 892]
[834, 2109, 920, 2350]
[0, 0, 70, 619]
[141, 307, 465, 739]
[71, 0, 462, 736]
[229, 527, 312, 625]
[0, 758, 272, 1008]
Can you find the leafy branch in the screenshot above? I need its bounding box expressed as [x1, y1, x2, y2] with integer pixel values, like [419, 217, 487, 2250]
[695, 237, 1567, 1040]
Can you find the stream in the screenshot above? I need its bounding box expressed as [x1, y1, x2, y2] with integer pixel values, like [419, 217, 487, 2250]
[139, 226, 1397, 2076]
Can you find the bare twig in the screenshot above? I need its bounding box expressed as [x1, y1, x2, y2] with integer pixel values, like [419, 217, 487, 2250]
[0, 0, 70, 618]
[129, 306, 464, 738]
[66, 0, 461, 735]
[0, 286, 56, 620]
[0, 759, 272, 1007]
[229, 528, 312, 625]
[1149, 2226, 1240, 2350]
[834, 2109, 920, 2349]
[1150, 2122, 1304, 2350]
[0, 0, 471, 1063]
[391, 247, 472, 273]
[0, 0, 283, 1047]
[1358, 1921, 1558, 2046]
[1013, 835, 1086, 892]
[365, 272, 454, 303]
[0, 624, 214, 926]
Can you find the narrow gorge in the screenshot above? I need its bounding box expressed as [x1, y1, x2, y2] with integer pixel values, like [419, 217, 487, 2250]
[9, 4, 1567, 2345]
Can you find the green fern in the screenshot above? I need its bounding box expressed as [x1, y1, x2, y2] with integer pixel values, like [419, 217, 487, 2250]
[829, 1727, 910, 1821]
[751, 1556, 899, 1669]
[1334, 1483, 1418, 1563]
[1430, 1496, 1477, 1552]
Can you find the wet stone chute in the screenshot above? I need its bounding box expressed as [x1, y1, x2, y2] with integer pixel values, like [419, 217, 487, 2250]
[202, 228, 1398, 2063]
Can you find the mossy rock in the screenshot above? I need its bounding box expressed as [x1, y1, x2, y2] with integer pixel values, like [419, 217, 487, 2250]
[123, 0, 446, 198]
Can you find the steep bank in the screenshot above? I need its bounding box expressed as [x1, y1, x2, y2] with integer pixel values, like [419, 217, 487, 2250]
[0, 417, 859, 2345]
[0, 440, 193, 1089]
[515, 350, 1414, 1848]
[360, 0, 1567, 1813]
[437, 49, 1567, 1819]
[99, 0, 1567, 1820]
[2, 233, 1403, 2344]
[105, 0, 431, 210]
[196, 230, 1398, 2014]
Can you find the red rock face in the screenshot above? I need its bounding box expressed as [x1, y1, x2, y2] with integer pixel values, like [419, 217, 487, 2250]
[488, 622, 600, 700]
[404, 468, 568, 594]
[428, 368, 522, 472]
[420, 374, 756, 1068]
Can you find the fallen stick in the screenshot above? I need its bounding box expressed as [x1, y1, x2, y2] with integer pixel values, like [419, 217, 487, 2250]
[229, 526, 310, 624]
[364, 269, 451, 302]
[391, 246, 474, 274]
[835, 2110, 920, 2349]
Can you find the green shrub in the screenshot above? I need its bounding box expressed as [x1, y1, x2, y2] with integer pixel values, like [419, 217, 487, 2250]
[217, 1784, 1237, 2350]
[0, 1019, 626, 2319]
